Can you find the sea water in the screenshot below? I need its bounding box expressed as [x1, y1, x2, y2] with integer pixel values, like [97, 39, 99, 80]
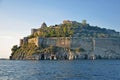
[0, 60, 120, 80]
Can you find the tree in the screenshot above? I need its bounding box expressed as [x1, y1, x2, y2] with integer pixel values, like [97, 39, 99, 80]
[11, 45, 18, 52]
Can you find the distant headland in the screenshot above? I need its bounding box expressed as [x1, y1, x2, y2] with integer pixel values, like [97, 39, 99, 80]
[0, 58, 9, 60]
[10, 20, 120, 60]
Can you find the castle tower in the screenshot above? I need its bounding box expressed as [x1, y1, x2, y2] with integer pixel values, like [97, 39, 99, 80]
[82, 20, 87, 25]
[20, 39, 23, 46]
[41, 22, 47, 28]
[23, 37, 28, 45]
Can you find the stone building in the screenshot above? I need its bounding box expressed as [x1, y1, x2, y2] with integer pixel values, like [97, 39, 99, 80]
[41, 22, 47, 28]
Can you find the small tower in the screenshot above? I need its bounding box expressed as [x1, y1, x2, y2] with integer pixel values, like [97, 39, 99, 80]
[82, 20, 87, 25]
[23, 37, 28, 45]
[41, 22, 47, 28]
[20, 39, 23, 46]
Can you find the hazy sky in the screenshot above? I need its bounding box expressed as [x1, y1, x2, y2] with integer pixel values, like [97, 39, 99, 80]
[0, 0, 120, 58]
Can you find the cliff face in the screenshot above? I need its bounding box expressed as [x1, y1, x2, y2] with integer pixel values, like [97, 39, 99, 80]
[10, 20, 120, 60]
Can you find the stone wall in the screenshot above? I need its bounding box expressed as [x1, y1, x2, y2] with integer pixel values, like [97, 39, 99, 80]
[28, 37, 39, 46]
[27, 37, 120, 59]
[36, 37, 93, 49]
[70, 38, 93, 50]
[94, 38, 120, 58]
[38, 37, 71, 48]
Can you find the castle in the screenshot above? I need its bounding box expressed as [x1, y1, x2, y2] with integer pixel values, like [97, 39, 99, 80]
[11, 20, 120, 60]
[18, 21, 120, 60]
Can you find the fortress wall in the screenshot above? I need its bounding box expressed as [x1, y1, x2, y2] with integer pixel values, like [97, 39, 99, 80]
[94, 38, 120, 57]
[95, 38, 120, 49]
[38, 37, 70, 48]
[38, 37, 57, 47]
[56, 37, 70, 48]
[95, 38, 120, 51]
[28, 37, 120, 58]
[44, 38, 56, 46]
[29, 37, 93, 50]
[70, 38, 93, 51]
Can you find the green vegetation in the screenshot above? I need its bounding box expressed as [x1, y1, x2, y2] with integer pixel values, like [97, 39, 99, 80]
[29, 23, 74, 38]
[11, 43, 38, 59]
[28, 20, 120, 38]
[11, 43, 61, 59]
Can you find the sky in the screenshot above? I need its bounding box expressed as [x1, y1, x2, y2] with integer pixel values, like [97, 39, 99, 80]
[0, 0, 120, 58]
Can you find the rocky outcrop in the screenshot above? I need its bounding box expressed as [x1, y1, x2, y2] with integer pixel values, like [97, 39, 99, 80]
[10, 20, 120, 60]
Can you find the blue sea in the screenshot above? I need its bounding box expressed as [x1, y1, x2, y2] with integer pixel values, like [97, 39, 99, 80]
[0, 60, 120, 80]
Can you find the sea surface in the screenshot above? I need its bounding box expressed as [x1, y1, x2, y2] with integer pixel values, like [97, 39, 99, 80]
[0, 60, 120, 80]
